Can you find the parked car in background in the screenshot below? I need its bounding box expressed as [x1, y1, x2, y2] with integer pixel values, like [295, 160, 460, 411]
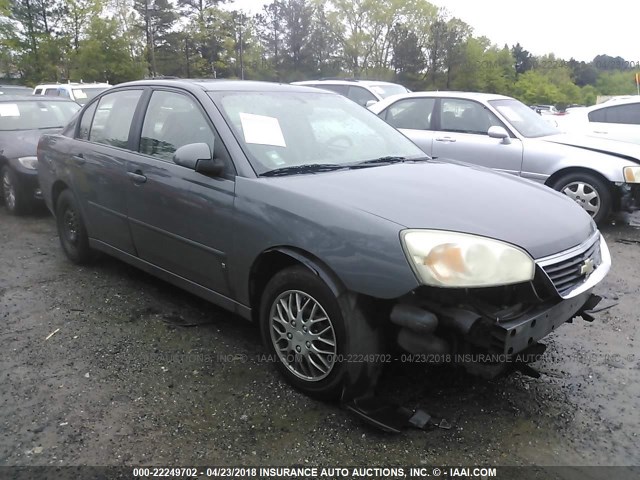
[38, 79, 609, 402]
[370, 91, 640, 224]
[0, 96, 80, 214]
[291, 79, 410, 107]
[555, 96, 640, 144]
[33, 82, 111, 105]
[531, 104, 559, 115]
[0, 85, 33, 96]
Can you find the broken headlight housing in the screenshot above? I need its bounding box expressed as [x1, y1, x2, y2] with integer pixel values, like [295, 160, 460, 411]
[401, 230, 535, 288]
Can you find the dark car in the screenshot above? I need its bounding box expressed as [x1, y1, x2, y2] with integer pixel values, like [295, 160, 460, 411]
[0, 96, 80, 214]
[0, 85, 33, 96]
[37, 79, 610, 401]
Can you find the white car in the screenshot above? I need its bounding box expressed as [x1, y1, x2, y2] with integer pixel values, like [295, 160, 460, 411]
[33, 82, 112, 106]
[555, 96, 640, 144]
[291, 79, 410, 107]
[370, 91, 640, 224]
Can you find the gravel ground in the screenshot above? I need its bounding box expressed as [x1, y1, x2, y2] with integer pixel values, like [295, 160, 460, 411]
[1, 207, 639, 473]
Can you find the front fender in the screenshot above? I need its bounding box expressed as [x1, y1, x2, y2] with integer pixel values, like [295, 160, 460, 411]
[522, 138, 635, 183]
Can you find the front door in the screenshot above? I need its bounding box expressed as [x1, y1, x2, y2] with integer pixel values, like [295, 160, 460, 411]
[431, 98, 524, 175]
[125, 89, 236, 297]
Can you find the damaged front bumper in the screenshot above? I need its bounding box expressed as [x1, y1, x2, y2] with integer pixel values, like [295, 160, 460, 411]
[390, 233, 611, 368]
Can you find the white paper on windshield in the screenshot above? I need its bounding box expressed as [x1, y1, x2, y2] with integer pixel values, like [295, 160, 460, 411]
[498, 106, 523, 122]
[239, 112, 286, 147]
[73, 90, 88, 99]
[0, 103, 20, 117]
[370, 86, 384, 95]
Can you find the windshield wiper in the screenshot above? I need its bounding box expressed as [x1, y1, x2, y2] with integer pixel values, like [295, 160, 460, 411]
[261, 163, 346, 177]
[350, 155, 431, 168]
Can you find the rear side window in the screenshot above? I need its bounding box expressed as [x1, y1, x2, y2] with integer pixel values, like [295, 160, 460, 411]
[347, 86, 377, 107]
[313, 84, 348, 96]
[89, 90, 142, 148]
[78, 102, 98, 140]
[589, 104, 640, 125]
[382, 98, 435, 130]
[34, 88, 42, 95]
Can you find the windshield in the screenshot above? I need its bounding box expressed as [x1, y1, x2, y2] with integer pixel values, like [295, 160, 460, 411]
[370, 84, 410, 99]
[72, 87, 108, 105]
[490, 99, 560, 138]
[210, 91, 425, 175]
[0, 100, 80, 131]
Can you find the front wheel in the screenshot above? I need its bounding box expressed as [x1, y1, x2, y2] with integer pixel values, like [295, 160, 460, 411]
[259, 266, 384, 400]
[552, 172, 612, 225]
[1, 166, 30, 215]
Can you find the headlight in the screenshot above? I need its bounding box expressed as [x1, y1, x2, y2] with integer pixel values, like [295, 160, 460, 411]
[623, 166, 640, 183]
[401, 230, 535, 288]
[18, 156, 38, 170]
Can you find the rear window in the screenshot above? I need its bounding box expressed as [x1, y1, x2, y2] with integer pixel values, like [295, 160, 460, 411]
[0, 100, 80, 131]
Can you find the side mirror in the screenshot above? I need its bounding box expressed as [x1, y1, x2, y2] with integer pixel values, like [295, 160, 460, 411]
[365, 100, 378, 108]
[488, 126, 511, 144]
[173, 143, 225, 176]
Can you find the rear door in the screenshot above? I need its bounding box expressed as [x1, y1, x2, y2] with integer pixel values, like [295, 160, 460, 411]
[378, 97, 437, 155]
[69, 88, 144, 254]
[431, 97, 524, 174]
[125, 88, 236, 297]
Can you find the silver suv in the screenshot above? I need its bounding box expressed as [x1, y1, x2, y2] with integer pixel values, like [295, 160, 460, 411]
[291, 79, 409, 107]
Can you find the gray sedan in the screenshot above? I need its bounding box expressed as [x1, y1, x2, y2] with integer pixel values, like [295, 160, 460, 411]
[37, 80, 609, 403]
[370, 91, 640, 225]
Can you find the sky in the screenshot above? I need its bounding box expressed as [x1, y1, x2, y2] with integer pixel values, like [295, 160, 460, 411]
[227, 0, 640, 63]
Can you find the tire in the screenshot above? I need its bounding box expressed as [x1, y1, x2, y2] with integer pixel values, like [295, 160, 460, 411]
[55, 189, 93, 264]
[259, 266, 384, 401]
[552, 172, 612, 226]
[1, 166, 30, 215]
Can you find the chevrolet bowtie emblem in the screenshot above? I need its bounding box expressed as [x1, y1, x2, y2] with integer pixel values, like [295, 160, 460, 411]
[580, 258, 595, 277]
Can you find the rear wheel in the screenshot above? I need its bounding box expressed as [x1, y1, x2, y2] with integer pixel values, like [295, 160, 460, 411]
[552, 172, 612, 225]
[55, 189, 93, 264]
[1, 166, 30, 215]
[259, 266, 384, 400]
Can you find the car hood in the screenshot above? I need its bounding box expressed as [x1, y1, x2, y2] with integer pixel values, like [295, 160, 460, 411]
[542, 133, 640, 163]
[0, 128, 62, 159]
[268, 161, 596, 260]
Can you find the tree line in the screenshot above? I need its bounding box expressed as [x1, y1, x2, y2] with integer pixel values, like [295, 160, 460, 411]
[1, 0, 638, 107]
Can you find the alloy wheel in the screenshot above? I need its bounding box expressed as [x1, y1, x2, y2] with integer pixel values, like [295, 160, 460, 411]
[562, 181, 600, 217]
[269, 290, 337, 382]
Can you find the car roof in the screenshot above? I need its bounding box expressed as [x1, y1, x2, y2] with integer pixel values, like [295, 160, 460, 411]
[0, 95, 77, 103]
[34, 83, 111, 89]
[378, 91, 513, 101]
[292, 79, 402, 87]
[116, 79, 338, 94]
[590, 96, 640, 109]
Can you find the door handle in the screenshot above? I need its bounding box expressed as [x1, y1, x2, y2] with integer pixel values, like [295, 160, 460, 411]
[127, 171, 147, 184]
[435, 137, 456, 143]
[72, 153, 85, 165]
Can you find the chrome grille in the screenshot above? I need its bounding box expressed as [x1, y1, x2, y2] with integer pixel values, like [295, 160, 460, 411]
[538, 234, 602, 297]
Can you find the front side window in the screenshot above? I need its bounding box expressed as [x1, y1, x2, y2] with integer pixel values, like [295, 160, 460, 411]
[440, 98, 503, 135]
[313, 84, 348, 96]
[211, 90, 425, 175]
[89, 89, 142, 148]
[44, 88, 59, 97]
[382, 98, 435, 130]
[139, 90, 217, 161]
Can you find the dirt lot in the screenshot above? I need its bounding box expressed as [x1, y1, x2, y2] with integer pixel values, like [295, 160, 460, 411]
[1, 207, 639, 473]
